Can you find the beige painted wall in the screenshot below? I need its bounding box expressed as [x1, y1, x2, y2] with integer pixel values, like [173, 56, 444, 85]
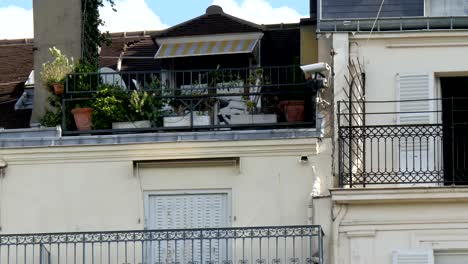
[301, 25, 319, 65]
[0, 138, 332, 234]
[31, 0, 82, 123]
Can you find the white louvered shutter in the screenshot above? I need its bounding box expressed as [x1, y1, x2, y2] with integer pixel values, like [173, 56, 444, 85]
[397, 74, 436, 179]
[393, 250, 434, 264]
[397, 73, 433, 125]
[147, 194, 229, 264]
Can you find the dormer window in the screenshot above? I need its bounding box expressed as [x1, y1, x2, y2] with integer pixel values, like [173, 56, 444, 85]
[426, 0, 468, 16]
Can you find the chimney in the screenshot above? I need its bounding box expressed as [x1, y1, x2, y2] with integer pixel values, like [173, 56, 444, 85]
[31, 0, 82, 124]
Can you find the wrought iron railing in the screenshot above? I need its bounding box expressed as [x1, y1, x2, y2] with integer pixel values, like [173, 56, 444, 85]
[0, 226, 324, 264]
[62, 65, 317, 135]
[338, 98, 468, 187]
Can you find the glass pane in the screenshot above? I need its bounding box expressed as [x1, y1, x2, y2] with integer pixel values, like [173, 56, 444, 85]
[428, 0, 468, 16]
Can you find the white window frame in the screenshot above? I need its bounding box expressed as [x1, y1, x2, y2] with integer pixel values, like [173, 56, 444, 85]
[143, 189, 233, 230]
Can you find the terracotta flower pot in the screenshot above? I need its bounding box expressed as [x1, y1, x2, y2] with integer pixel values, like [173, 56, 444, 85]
[52, 83, 64, 95]
[71, 107, 93, 130]
[280, 100, 305, 122]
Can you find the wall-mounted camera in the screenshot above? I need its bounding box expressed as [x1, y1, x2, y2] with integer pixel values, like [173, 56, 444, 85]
[300, 63, 331, 91]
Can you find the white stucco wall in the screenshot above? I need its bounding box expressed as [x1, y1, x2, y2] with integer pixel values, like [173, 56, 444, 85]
[348, 31, 468, 125]
[325, 30, 468, 264]
[0, 138, 332, 234]
[333, 195, 468, 264]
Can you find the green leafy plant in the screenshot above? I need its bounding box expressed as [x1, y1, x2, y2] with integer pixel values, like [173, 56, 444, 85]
[91, 84, 128, 129]
[40, 47, 74, 87]
[40, 95, 63, 127]
[81, 0, 116, 65]
[129, 90, 163, 125]
[67, 61, 100, 92]
[245, 100, 257, 114]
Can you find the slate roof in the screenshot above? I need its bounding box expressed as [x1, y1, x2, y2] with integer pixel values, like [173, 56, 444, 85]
[155, 5, 263, 38]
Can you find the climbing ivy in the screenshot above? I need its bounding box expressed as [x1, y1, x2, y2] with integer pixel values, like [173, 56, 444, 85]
[81, 0, 116, 65]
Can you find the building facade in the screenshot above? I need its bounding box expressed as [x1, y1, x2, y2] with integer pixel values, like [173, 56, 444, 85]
[316, 0, 468, 263]
[0, 4, 330, 264]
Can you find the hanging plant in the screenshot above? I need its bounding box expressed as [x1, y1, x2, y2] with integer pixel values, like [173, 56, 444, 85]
[81, 0, 116, 65]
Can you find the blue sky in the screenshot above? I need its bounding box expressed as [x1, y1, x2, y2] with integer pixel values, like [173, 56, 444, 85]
[148, 0, 308, 25]
[0, 0, 309, 39]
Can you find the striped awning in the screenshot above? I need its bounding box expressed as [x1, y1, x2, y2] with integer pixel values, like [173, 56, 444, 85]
[155, 35, 262, 59]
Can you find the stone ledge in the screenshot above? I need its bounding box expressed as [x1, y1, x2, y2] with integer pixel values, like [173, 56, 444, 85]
[331, 186, 468, 204]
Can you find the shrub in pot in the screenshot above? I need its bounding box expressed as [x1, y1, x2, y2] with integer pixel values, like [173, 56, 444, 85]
[90, 84, 128, 130]
[71, 106, 93, 131]
[40, 47, 74, 96]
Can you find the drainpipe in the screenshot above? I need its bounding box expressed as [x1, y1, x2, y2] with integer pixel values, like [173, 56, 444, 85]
[332, 204, 347, 264]
[307, 192, 314, 225]
[0, 158, 7, 231]
[307, 158, 322, 225]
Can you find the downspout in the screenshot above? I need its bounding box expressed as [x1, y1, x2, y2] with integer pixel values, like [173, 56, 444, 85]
[307, 192, 314, 225]
[332, 204, 347, 264]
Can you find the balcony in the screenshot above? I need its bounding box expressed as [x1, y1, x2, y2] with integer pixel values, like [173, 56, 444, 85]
[61, 66, 317, 136]
[0, 226, 324, 264]
[337, 98, 468, 187]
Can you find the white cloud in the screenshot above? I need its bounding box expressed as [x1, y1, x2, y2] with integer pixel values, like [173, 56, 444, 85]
[210, 0, 306, 24]
[99, 0, 168, 33]
[0, 6, 33, 39]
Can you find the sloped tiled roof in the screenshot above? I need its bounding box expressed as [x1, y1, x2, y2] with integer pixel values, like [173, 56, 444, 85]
[0, 32, 159, 129]
[99, 31, 160, 70]
[121, 38, 161, 71]
[155, 5, 263, 38]
[0, 39, 34, 129]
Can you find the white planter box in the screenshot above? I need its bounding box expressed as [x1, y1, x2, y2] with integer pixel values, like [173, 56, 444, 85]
[230, 114, 277, 125]
[163, 115, 210, 127]
[112, 120, 151, 129]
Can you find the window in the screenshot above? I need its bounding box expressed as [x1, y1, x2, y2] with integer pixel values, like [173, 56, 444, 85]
[145, 191, 231, 264]
[427, 0, 468, 16]
[435, 251, 468, 264]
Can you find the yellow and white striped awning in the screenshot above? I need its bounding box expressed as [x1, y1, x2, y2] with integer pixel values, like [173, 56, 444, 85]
[155, 33, 263, 59]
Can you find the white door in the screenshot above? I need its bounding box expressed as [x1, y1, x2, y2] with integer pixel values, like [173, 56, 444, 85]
[146, 193, 230, 264]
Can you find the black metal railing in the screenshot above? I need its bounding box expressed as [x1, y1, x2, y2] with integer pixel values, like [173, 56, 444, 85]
[62, 65, 317, 135]
[0, 226, 324, 264]
[338, 98, 468, 187]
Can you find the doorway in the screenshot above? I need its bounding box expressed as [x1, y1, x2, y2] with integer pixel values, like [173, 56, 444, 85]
[441, 77, 468, 185]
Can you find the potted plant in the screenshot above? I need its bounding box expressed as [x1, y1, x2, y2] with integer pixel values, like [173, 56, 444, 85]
[112, 90, 155, 129]
[90, 84, 127, 130]
[71, 105, 94, 131]
[40, 47, 74, 96]
[279, 100, 305, 122]
[230, 100, 277, 125]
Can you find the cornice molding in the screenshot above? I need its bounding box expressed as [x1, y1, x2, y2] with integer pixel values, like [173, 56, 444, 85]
[331, 186, 468, 204]
[0, 138, 319, 164]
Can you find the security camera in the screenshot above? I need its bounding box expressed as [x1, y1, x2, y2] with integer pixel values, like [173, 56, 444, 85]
[300, 62, 331, 90]
[300, 63, 331, 76]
